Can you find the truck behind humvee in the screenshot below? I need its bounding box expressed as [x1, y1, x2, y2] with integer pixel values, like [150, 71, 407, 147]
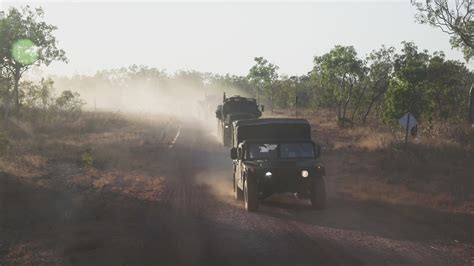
[215, 93, 263, 146]
[230, 118, 326, 211]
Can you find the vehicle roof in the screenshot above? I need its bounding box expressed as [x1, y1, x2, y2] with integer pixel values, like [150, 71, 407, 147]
[224, 95, 256, 103]
[232, 118, 312, 146]
[233, 118, 309, 127]
[242, 139, 315, 143]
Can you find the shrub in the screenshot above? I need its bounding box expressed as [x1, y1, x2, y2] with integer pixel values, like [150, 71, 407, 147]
[81, 149, 94, 168]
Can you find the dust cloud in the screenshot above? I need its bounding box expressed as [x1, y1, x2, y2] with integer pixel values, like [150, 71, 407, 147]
[52, 71, 249, 133]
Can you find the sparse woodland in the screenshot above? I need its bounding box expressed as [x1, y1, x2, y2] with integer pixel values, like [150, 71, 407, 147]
[0, 3, 473, 207]
[0, 3, 473, 264]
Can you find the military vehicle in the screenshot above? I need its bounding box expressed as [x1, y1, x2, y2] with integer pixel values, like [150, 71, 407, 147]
[230, 118, 326, 211]
[215, 93, 263, 146]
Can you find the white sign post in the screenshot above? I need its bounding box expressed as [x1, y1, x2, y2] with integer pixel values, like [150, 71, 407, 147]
[399, 112, 417, 144]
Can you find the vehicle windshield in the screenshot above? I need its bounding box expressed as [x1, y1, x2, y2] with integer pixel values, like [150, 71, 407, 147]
[248, 143, 279, 159]
[280, 143, 315, 158]
[247, 142, 314, 159]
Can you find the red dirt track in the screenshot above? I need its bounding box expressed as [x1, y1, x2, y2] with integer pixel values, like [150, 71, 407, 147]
[0, 117, 472, 265]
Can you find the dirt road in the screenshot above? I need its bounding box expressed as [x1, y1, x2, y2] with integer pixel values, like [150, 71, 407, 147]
[1, 116, 472, 265]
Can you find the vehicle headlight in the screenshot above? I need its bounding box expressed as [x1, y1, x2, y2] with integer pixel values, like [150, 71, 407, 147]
[265, 171, 272, 177]
[225, 125, 229, 128]
[301, 170, 309, 178]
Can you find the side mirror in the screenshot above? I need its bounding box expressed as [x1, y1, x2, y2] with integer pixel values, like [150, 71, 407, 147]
[230, 147, 237, 160]
[260, 105, 265, 112]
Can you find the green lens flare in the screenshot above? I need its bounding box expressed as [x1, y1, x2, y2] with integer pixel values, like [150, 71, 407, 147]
[11, 39, 38, 65]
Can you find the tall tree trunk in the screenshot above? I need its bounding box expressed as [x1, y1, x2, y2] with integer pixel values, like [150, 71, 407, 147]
[363, 92, 382, 124]
[337, 100, 342, 120]
[469, 85, 474, 123]
[362, 82, 388, 124]
[3, 95, 9, 126]
[270, 92, 274, 114]
[270, 84, 274, 114]
[341, 82, 354, 126]
[350, 85, 367, 122]
[13, 69, 21, 116]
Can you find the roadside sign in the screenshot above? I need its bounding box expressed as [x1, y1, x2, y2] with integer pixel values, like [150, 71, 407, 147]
[399, 112, 417, 144]
[399, 112, 417, 130]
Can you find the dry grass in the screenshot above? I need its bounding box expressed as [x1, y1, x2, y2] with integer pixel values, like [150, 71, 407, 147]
[276, 109, 474, 214]
[0, 111, 182, 264]
[0, 111, 177, 200]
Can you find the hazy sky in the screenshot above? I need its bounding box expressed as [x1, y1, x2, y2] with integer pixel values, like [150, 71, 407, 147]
[2, 1, 473, 76]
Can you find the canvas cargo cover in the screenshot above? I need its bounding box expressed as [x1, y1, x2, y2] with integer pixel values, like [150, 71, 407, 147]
[233, 118, 311, 146]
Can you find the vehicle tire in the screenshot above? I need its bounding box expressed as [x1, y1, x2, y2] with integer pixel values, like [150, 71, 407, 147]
[234, 173, 243, 200]
[310, 177, 326, 210]
[244, 178, 258, 211]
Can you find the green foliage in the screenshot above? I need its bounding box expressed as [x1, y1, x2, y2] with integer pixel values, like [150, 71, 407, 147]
[248, 57, 280, 111]
[0, 5, 67, 114]
[313, 45, 365, 124]
[412, 0, 473, 62]
[384, 42, 473, 124]
[15, 78, 85, 124]
[425, 54, 472, 120]
[0, 4, 470, 137]
[55, 90, 85, 112]
[383, 77, 426, 123]
[0, 6, 467, 129]
[1, 6, 67, 67]
[81, 148, 94, 168]
[51, 42, 471, 128]
[359, 46, 395, 122]
[21, 78, 54, 109]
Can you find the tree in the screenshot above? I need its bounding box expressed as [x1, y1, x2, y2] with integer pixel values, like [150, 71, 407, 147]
[361, 45, 396, 123]
[383, 41, 472, 123]
[0, 6, 67, 115]
[55, 90, 85, 112]
[21, 78, 54, 110]
[0, 13, 12, 122]
[425, 52, 473, 120]
[248, 57, 279, 112]
[384, 42, 430, 123]
[412, 0, 473, 61]
[273, 75, 299, 110]
[313, 45, 365, 126]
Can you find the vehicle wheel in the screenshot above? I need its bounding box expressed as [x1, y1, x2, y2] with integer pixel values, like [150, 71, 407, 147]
[310, 177, 326, 209]
[234, 174, 243, 200]
[244, 178, 258, 211]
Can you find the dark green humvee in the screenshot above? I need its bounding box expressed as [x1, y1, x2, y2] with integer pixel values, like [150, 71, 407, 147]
[230, 118, 326, 211]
